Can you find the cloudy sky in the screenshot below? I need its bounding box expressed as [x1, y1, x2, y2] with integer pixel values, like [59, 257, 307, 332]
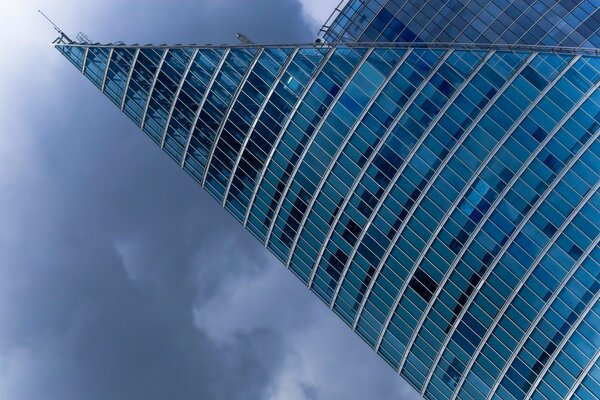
[0, 1, 419, 399]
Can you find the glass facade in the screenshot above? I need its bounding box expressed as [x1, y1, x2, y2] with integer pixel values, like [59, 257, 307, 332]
[322, 0, 600, 48]
[55, 2, 599, 399]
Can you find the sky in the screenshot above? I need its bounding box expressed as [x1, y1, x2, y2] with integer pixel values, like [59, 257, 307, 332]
[0, 0, 420, 399]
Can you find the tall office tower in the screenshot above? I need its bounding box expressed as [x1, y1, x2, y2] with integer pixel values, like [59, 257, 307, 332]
[54, 1, 599, 399]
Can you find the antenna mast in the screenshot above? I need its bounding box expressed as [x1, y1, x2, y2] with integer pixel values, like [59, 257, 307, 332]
[39, 10, 72, 43]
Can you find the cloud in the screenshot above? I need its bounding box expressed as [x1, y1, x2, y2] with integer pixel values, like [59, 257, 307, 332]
[0, 58, 287, 400]
[298, 0, 343, 30]
[0, 1, 420, 399]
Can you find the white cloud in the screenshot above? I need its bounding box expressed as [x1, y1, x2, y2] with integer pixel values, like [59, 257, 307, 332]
[192, 246, 421, 400]
[298, 0, 344, 30]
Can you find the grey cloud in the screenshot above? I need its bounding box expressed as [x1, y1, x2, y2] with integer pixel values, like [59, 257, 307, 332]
[0, 72, 285, 400]
[300, 383, 319, 400]
[73, 0, 315, 44]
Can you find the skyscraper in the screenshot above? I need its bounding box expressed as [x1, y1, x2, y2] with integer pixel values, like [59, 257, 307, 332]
[54, 1, 599, 399]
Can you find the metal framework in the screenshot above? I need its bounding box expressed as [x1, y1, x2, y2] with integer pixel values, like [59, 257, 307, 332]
[524, 233, 599, 399]
[404, 66, 599, 383]
[140, 49, 169, 132]
[201, 48, 265, 188]
[264, 48, 374, 249]
[53, 41, 600, 56]
[100, 49, 114, 94]
[372, 51, 540, 354]
[288, 48, 414, 278]
[320, 49, 454, 297]
[120, 48, 140, 111]
[438, 124, 600, 399]
[180, 49, 231, 169]
[469, 178, 600, 400]
[160, 49, 199, 149]
[222, 48, 300, 207]
[318, 0, 351, 40]
[347, 51, 496, 333]
[497, 234, 600, 400]
[333, 0, 372, 43]
[411, 55, 580, 394]
[242, 47, 335, 231]
[444, 136, 600, 399]
[80, 47, 89, 73]
[565, 347, 600, 400]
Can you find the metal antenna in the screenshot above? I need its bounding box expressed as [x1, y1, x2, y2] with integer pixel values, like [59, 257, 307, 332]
[236, 33, 254, 45]
[38, 10, 72, 43]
